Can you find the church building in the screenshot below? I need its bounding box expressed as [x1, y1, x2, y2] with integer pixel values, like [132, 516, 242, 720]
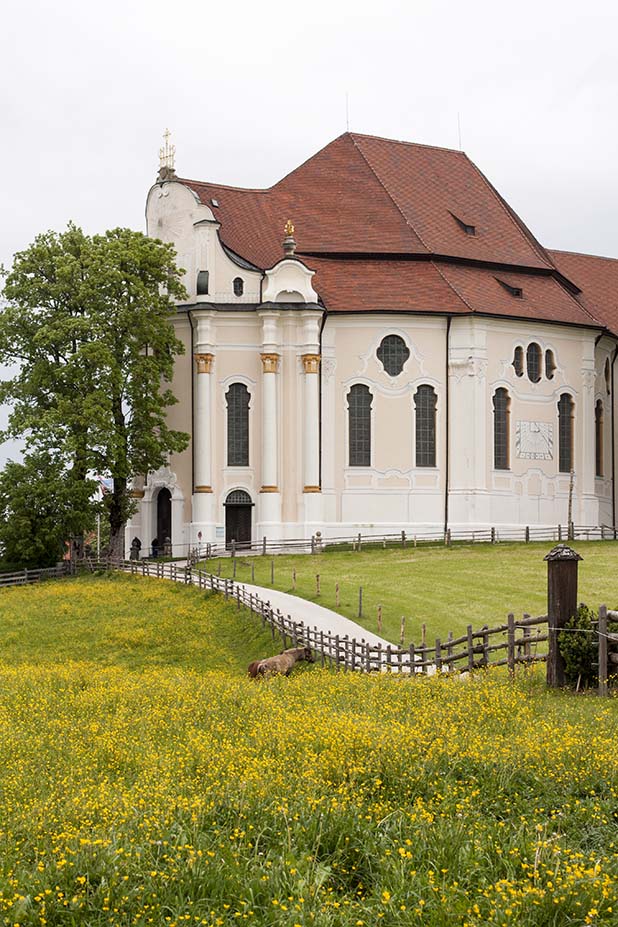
[127, 131, 618, 551]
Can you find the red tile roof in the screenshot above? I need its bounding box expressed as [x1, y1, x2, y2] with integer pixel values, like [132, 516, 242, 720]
[549, 250, 618, 335]
[177, 132, 615, 333]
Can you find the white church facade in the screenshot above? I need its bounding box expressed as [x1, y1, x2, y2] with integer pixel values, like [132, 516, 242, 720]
[126, 132, 618, 551]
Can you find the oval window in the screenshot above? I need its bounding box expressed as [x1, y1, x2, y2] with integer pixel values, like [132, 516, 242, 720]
[233, 277, 244, 297]
[377, 334, 410, 376]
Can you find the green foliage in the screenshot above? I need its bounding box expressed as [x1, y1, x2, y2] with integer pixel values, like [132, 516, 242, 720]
[0, 223, 190, 557]
[558, 604, 598, 687]
[0, 453, 96, 567]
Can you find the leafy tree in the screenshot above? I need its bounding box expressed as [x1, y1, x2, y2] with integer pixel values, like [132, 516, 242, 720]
[0, 223, 189, 558]
[0, 453, 96, 568]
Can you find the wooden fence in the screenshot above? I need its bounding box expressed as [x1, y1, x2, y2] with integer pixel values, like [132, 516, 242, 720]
[0, 562, 71, 588]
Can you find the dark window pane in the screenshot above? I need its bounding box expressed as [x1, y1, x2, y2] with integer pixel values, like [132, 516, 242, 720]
[493, 388, 510, 470]
[197, 270, 209, 295]
[377, 335, 410, 376]
[348, 384, 372, 466]
[415, 385, 437, 467]
[558, 394, 574, 473]
[595, 400, 603, 477]
[233, 277, 244, 297]
[527, 343, 541, 382]
[513, 346, 524, 377]
[226, 383, 250, 466]
[545, 349, 556, 380]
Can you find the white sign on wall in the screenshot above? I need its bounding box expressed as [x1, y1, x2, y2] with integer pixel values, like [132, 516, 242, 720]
[516, 421, 553, 460]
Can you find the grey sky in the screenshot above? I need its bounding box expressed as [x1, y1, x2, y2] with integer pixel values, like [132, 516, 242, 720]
[1, 0, 617, 464]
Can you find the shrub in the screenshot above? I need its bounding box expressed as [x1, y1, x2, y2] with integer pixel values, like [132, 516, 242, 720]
[558, 604, 597, 687]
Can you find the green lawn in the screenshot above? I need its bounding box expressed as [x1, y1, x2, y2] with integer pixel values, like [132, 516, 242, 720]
[200, 540, 618, 644]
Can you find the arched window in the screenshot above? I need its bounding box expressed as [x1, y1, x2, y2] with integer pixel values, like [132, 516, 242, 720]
[595, 400, 604, 477]
[348, 385, 372, 467]
[233, 277, 244, 297]
[493, 388, 510, 470]
[226, 383, 250, 466]
[545, 349, 556, 380]
[377, 334, 410, 376]
[196, 270, 209, 295]
[415, 385, 437, 467]
[558, 394, 574, 473]
[527, 343, 541, 383]
[512, 346, 524, 377]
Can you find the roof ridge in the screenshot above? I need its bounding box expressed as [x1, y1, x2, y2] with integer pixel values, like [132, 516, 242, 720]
[430, 261, 474, 312]
[350, 135, 431, 252]
[463, 156, 555, 270]
[550, 248, 618, 263]
[178, 177, 269, 194]
[349, 131, 464, 156]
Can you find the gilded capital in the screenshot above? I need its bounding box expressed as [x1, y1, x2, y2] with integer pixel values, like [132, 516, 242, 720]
[194, 352, 214, 374]
[302, 353, 320, 374]
[260, 352, 280, 373]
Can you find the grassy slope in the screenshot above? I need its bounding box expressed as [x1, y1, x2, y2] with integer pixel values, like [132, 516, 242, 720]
[0, 573, 280, 672]
[201, 540, 618, 643]
[0, 574, 618, 925]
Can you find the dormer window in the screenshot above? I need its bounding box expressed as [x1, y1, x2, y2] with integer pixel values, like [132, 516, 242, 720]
[196, 270, 209, 296]
[496, 278, 523, 298]
[451, 213, 476, 236]
[233, 277, 244, 297]
[211, 198, 219, 208]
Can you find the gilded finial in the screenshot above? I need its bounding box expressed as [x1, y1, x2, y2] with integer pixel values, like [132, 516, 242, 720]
[283, 219, 297, 257]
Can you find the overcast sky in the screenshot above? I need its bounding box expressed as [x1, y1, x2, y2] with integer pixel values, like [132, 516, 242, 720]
[1, 0, 617, 465]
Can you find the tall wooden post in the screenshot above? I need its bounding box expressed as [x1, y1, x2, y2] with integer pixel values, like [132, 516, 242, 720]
[545, 544, 582, 687]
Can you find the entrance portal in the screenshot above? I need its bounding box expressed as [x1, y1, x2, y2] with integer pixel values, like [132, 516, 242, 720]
[157, 488, 172, 553]
[224, 490, 253, 549]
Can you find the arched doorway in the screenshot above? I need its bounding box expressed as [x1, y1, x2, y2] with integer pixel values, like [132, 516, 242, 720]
[224, 490, 253, 549]
[157, 488, 172, 554]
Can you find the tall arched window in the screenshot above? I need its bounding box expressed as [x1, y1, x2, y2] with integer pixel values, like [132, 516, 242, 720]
[527, 343, 541, 383]
[558, 394, 574, 473]
[493, 388, 510, 470]
[545, 349, 556, 380]
[377, 334, 410, 376]
[595, 400, 604, 477]
[605, 358, 611, 395]
[415, 385, 437, 467]
[348, 385, 372, 467]
[226, 383, 250, 466]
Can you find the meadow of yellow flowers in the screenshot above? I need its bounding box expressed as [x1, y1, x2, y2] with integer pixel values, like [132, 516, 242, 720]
[0, 574, 617, 925]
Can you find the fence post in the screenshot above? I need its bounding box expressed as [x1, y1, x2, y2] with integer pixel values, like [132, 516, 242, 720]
[399, 615, 405, 647]
[598, 604, 608, 697]
[558, 524, 562, 542]
[335, 635, 340, 670]
[316, 574, 320, 597]
[545, 544, 582, 687]
[293, 568, 296, 591]
[507, 613, 515, 677]
[466, 625, 474, 671]
[435, 638, 442, 673]
[522, 614, 531, 659]
[401, 530, 406, 548]
[525, 526, 530, 543]
[491, 527, 495, 544]
[311, 535, 315, 555]
[377, 605, 382, 635]
[262, 536, 267, 556]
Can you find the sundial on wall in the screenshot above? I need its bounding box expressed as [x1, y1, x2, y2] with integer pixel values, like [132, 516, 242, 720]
[515, 421, 553, 460]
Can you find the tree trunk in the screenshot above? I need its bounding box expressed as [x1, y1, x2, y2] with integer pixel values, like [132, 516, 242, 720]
[107, 477, 127, 561]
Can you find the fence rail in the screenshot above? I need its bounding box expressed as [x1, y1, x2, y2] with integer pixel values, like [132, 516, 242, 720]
[185, 523, 618, 563]
[0, 562, 71, 588]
